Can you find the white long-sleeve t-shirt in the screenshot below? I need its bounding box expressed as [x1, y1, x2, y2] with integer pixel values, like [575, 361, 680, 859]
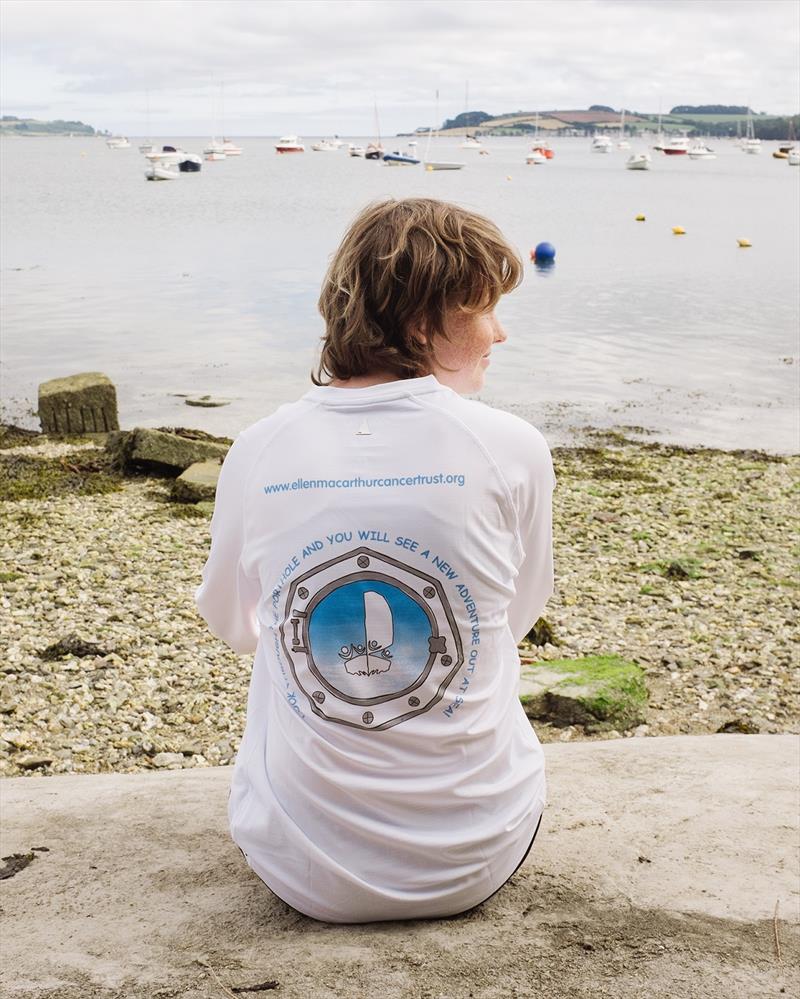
[195, 374, 555, 922]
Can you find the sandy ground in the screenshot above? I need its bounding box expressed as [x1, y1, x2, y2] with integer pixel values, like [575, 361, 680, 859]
[1, 734, 798, 999]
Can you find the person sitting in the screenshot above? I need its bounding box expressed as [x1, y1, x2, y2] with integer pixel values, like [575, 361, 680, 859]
[196, 197, 555, 923]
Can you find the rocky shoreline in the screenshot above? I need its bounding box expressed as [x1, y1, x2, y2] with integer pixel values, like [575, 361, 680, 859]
[1, 427, 797, 777]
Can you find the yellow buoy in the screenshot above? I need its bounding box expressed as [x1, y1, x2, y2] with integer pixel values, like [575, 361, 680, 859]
[635, 214, 645, 221]
[506, 175, 512, 180]
[672, 226, 686, 235]
[737, 238, 752, 248]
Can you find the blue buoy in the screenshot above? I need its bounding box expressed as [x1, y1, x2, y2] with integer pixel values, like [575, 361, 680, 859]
[533, 241, 556, 262]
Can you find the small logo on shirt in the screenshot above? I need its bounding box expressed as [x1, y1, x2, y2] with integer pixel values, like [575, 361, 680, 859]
[355, 419, 372, 436]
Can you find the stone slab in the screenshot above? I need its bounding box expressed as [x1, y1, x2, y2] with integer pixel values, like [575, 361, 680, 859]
[1, 734, 798, 998]
[106, 428, 229, 474]
[171, 460, 221, 503]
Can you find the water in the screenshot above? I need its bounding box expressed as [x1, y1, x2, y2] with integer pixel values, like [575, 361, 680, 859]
[2, 135, 798, 451]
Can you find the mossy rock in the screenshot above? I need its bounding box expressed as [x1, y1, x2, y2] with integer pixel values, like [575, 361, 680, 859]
[0, 452, 122, 501]
[106, 428, 230, 476]
[519, 654, 648, 731]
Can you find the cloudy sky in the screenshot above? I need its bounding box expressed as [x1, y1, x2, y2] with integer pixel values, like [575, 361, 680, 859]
[1, 0, 798, 135]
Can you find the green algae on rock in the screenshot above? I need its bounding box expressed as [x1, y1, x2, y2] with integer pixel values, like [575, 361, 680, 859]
[0, 452, 122, 501]
[520, 654, 648, 731]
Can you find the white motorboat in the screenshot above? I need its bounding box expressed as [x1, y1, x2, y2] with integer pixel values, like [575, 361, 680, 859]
[145, 145, 183, 166]
[138, 141, 155, 154]
[591, 134, 613, 153]
[145, 163, 179, 181]
[275, 135, 305, 153]
[788, 149, 800, 166]
[221, 138, 242, 156]
[461, 134, 483, 150]
[106, 136, 131, 149]
[688, 143, 716, 160]
[348, 144, 365, 157]
[311, 138, 339, 152]
[526, 149, 546, 165]
[625, 152, 651, 170]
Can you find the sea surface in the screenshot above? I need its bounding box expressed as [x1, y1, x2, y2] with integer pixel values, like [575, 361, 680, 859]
[1, 135, 798, 452]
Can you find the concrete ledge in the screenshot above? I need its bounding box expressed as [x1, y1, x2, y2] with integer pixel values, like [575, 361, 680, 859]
[2, 734, 798, 998]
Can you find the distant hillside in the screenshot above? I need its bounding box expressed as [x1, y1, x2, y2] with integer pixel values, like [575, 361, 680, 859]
[432, 107, 798, 139]
[1, 116, 96, 136]
[437, 108, 648, 136]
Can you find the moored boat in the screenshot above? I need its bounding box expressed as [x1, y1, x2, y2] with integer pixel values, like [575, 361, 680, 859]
[662, 135, 689, 155]
[275, 135, 305, 153]
[106, 136, 131, 149]
[688, 143, 716, 160]
[365, 142, 384, 160]
[591, 134, 612, 153]
[788, 149, 800, 166]
[625, 152, 651, 170]
[526, 149, 546, 165]
[461, 134, 483, 150]
[204, 139, 227, 160]
[146, 145, 183, 166]
[424, 160, 465, 171]
[383, 151, 420, 166]
[311, 138, 339, 152]
[221, 138, 242, 156]
[348, 144, 365, 157]
[178, 153, 202, 172]
[145, 163, 179, 181]
[741, 109, 761, 154]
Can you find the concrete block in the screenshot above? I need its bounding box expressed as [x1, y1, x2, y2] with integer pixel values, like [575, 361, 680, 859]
[37, 372, 119, 435]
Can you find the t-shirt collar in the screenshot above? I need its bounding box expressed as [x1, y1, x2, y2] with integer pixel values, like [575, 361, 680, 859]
[303, 374, 447, 403]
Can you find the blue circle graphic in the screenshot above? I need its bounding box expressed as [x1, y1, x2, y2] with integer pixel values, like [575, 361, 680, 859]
[307, 579, 433, 701]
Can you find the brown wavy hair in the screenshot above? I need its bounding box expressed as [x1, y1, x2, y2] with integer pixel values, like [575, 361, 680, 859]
[312, 198, 523, 384]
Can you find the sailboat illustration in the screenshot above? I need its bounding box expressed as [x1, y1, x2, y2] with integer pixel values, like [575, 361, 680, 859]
[339, 590, 394, 676]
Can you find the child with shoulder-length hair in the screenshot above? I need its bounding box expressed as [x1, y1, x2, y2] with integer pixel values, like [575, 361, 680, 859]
[197, 197, 555, 923]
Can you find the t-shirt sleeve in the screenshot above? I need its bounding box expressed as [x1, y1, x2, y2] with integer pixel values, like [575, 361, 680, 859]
[505, 429, 556, 645]
[195, 434, 261, 654]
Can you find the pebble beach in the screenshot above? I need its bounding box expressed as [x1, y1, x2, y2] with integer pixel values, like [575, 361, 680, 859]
[1, 428, 798, 777]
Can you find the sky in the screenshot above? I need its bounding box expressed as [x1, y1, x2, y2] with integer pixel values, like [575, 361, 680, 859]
[1, 0, 798, 136]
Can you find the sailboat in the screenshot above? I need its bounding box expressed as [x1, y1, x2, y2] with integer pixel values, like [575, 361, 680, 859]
[617, 108, 630, 149]
[204, 83, 227, 160]
[138, 91, 155, 154]
[459, 80, 484, 150]
[741, 107, 761, 154]
[424, 91, 465, 171]
[652, 101, 665, 151]
[527, 112, 553, 162]
[338, 591, 394, 677]
[365, 100, 384, 160]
